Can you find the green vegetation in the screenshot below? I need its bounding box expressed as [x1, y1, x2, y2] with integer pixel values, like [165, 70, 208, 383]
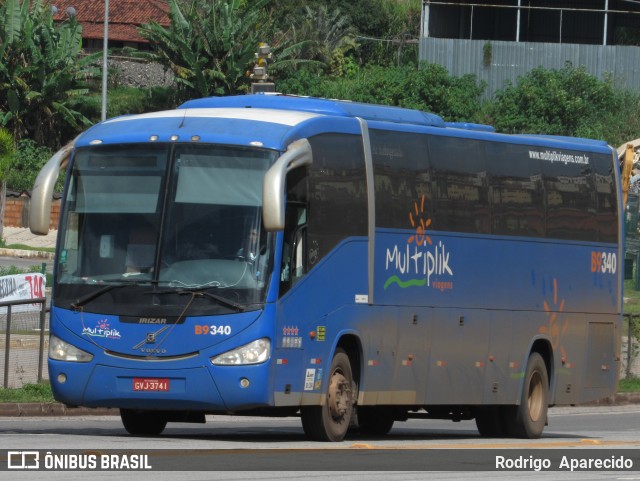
[138, 0, 276, 101]
[10, 139, 56, 193]
[0, 127, 15, 239]
[3, 244, 54, 253]
[0, 264, 52, 288]
[618, 377, 640, 392]
[0, 265, 38, 276]
[625, 279, 640, 316]
[106, 87, 176, 118]
[0, 382, 54, 403]
[278, 64, 485, 122]
[0, 0, 101, 149]
[0, 0, 639, 165]
[484, 64, 640, 149]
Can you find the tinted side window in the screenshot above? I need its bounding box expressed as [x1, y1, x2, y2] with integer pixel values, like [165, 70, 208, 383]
[371, 129, 432, 229]
[592, 153, 618, 243]
[370, 129, 615, 242]
[487, 143, 545, 238]
[307, 134, 367, 266]
[540, 149, 596, 241]
[429, 136, 490, 234]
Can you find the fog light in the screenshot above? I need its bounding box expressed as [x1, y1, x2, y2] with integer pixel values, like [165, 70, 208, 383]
[57, 373, 67, 384]
[240, 378, 250, 388]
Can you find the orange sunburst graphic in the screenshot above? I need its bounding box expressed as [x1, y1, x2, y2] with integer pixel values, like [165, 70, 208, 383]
[408, 194, 432, 246]
[539, 278, 569, 361]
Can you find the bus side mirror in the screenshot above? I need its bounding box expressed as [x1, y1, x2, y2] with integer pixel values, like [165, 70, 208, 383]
[262, 139, 312, 232]
[30, 142, 73, 235]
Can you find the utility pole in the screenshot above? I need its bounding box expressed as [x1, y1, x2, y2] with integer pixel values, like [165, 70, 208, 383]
[101, 0, 109, 121]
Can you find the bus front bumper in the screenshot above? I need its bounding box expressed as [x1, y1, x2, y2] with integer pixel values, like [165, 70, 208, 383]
[48, 360, 273, 411]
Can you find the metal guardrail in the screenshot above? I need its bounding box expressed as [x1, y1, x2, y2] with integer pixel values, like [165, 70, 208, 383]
[0, 297, 47, 388]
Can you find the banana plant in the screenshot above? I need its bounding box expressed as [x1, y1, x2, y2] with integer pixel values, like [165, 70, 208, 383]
[139, 0, 271, 99]
[138, 0, 319, 100]
[0, 0, 100, 148]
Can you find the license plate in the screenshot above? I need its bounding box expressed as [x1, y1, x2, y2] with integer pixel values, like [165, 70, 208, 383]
[133, 377, 170, 392]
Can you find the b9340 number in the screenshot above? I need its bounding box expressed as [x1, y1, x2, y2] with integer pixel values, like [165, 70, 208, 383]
[591, 251, 617, 274]
[194, 325, 232, 335]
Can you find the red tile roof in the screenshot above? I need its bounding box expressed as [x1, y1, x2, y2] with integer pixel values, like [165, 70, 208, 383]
[49, 0, 169, 43]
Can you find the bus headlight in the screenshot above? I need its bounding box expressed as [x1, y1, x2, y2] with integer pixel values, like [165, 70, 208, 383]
[210, 338, 270, 366]
[49, 334, 93, 362]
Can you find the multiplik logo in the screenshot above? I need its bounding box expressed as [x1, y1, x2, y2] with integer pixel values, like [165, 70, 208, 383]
[384, 195, 454, 291]
[82, 319, 121, 340]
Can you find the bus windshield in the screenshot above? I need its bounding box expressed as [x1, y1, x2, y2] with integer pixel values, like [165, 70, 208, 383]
[55, 143, 277, 315]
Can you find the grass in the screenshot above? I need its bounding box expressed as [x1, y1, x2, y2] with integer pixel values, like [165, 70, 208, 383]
[5, 244, 55, 253]
[618, 378, 640, 392]
[624, 279, 640, 315]
[0, 382, 55, 403]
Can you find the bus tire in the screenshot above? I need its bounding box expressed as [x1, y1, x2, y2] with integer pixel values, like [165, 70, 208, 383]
[301, 348, 354, 442]
[474, 406, 506, 437]
[356, 407, 395, 436]
[120, 408, 168, 436]
[503, 352, 549, 438]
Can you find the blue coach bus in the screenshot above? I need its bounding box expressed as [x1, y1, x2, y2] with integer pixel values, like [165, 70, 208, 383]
[30, 94, 622, 441]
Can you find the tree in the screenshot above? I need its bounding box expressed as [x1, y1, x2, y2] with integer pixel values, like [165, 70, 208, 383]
[9, 139, 55, 192]
[0, 128, 16, 241]
[269, 0, 422, 69]
[283, 5, 357, 77]
[139, 0, 273, 101]
[0, 0, 100, 149]
[485, 63, 624, 138]
[277, 64, 485, 122]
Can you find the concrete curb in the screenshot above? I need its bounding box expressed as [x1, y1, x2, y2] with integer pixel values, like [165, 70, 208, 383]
[587, 392, 640, 405]
[0, 394, 639, 417]
[0, 403, 116, 417]
[0, 248, 54, 260]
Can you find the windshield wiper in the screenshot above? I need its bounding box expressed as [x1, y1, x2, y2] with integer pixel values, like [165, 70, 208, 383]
[70, 280, 152, 309]
[71, 284, 124, 310]
[147, 287, 246, 312]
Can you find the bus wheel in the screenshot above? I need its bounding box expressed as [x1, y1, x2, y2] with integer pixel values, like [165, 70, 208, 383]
[120, 408, 168, 436]
[503, 352, 549, 438]
[356, 407, 395, 436]
[474, 406, 506, 437]
[301, 348, 354, 442]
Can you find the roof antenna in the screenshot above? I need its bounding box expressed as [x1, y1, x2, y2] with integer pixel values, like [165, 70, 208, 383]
[178, 108, 188, 129]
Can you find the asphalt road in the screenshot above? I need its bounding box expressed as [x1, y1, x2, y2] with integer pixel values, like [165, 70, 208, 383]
[0, 405, 639, 479]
